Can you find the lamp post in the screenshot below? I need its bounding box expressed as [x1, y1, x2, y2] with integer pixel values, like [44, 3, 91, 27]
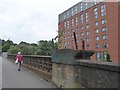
[81, 38, 85, 59]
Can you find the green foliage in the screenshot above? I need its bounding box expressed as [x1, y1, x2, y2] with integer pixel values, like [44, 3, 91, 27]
[8, 46, 20, 54]
[1, 39, 58, 56]
[36, 40, 58, 55]
[2, 39, 14, 52]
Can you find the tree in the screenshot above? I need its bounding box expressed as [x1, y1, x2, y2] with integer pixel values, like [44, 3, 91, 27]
[36, 40, 58, 56]
[2, 39, 15, 52]
[8, 46, 20, 54]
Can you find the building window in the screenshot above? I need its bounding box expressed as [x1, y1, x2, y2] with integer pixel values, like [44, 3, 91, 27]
[96, 52, 101, 60]
[81, 32, 84, 37]
[68, 30, 70, 34]
[86, 24, 90, 29]
[71, 8, 74, 16]
[101, 4, 106, 16]
[86, 44, 90, 49]
[95, 28, 99, 34]
[67, 20, 69, 28]
[96, 36, 100, 41]
[102, 19, 106, 24]
[67, 11, 69, 18]
[64, 22, 66, 29]
[64, 37, 66, 40]
[72, 34, 74, 38]
[64, 31, 66, 34]
[86, 38, 90, 42]
[72, 28, 74, 32]
[95, 21, 98, 26]
[85, 2, 88, 9]
[67, 36, 70, 39]
[102, 35, 107, 40]
[102, 27, 107, 32]
[96, 43, 100, 48]
[64, 13, 66, 20]
[81, 26, 84, 30]
[72, 18, 74, 26]
[80, 2, 83, 11]
[94, 7, 98, 18]
[75, 6, 78, 14]
[76, 40, 78, 44]
[68, 42, 70, 45]
[76, 34, 78, 38]
[80, 14, 84, 23]
[64, 42, 66, 46]
[86, 31, 90, 35]
[75, 16, 78, 26]
[85, 12, 89, 22]
[72, 40, 74, 44]
[103, 42, 108, 48]
[76, 28, 78, 32]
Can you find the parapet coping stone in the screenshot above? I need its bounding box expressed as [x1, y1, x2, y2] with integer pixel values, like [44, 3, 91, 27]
[76, 60, 120, 73]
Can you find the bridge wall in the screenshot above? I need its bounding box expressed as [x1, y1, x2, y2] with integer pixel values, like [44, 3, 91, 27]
[52, 49, 120, 88]
[8, 51, 120, 88]
[7, 55, 52, 82]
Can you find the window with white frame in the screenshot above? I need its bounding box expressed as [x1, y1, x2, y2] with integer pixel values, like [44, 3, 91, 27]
[101, 4, 106, 16]
[86, 44, 90, 49]
[81, 26, 84, 30]
[80, 14, 84, 23]
[86, 31, 90, 35]
[96, 52, 101, 60]
[71, 8, 74, 16]
[75, 6, 78, 14]
[103, 42, 108, 48]
[85, 2, 88, 9]
[75, 16, 78, 26]
[64, 13, 66, 20]
[102, 19, 106, 24]
[64, 22, 66, 29]
[102, 35, 107, 40]
[76, 28, 78, 32]
[76, 34, 78, 38]
[67, 20, 69, 28]
[96, 43, 100, 48]
[67, 36, 70, 39]
[85, 12, 89, 22]
[86, 38, 90, 42]
[94, 7, 98, 18]
[72, 28, 74, 32]
[81, 32, 84, 37]
[95, 28, 99, 34]
[67, 11, 69, 18]
[95, 21, 99, 26]
[72, 40, 74, 44]
[80, 2, 83, 11]
[102, 27, 107, 32]
[96, 36, 100, 41]
[64, 37, 66, 40]
[86, 24, 90, 29]
[72, 18, 74, 26]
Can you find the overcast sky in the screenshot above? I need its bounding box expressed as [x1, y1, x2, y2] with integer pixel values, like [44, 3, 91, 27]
[0, 0, 82, 44]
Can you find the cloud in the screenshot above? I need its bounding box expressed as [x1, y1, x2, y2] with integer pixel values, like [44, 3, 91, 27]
[0, 0, 81, 44]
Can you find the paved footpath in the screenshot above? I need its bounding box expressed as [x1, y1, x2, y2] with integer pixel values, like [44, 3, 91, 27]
[2, 57, 55, 88]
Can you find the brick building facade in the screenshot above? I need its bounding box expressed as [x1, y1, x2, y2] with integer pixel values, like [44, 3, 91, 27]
[58, 0, 120, 63]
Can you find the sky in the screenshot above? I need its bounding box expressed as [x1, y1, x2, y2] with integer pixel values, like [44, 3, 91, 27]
[0, 0, 82, 44]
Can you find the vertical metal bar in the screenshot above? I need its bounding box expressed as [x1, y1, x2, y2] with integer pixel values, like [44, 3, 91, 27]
[73, 32, 78, 50]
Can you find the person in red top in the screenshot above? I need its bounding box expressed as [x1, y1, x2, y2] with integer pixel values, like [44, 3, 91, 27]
[16, 52, 23, 71]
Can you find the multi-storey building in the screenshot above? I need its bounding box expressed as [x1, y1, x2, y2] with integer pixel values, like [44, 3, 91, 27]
[58, 0, 120, 63]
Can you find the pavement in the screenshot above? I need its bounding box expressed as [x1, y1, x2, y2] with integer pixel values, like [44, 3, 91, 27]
[2, 57, 55, 88]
